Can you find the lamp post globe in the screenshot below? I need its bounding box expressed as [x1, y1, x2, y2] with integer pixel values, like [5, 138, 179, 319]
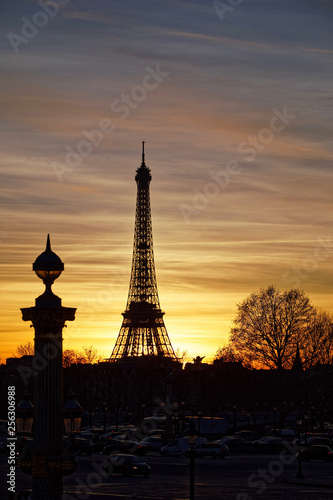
[32, 234, 64, 307]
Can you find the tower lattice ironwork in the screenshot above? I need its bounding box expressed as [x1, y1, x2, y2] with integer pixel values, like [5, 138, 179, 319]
[110, 143, 177, 361]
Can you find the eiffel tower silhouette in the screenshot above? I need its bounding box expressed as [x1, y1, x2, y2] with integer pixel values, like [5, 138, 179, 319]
[110, 143, 176, 361]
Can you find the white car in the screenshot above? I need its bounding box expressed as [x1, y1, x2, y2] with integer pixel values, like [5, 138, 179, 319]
[161, 437, 207, 457]
[140, 436, 163, 451]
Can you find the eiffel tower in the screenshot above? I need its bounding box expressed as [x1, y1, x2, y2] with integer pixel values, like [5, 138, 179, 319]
[110, 143, 177, 361]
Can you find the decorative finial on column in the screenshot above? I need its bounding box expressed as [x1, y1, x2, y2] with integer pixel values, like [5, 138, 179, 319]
[46, 233, 51, 252]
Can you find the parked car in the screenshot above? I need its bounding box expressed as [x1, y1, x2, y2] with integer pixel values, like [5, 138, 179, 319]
[235, 430, 256, 442]
[81, 431, 99, 443]
[268, 429, 296, 442]
[101, 431, 134, 441]
[69, 437, 93, 454]
[298, 436, 331, 447]
[252, 436, 288, 453]
[214, 436, 247, 451]
[103, 439, 149, 456]
[160, 437, 207, 457]
[298, 445, 333, 462]
[184, 442, 230, 459]
[104, 454, 151, 477]
[140, 436, 163, 451]
[91, 438, 114, 453]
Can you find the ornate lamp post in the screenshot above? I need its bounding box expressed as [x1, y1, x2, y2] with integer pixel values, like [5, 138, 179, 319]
[20, 235, 77, 500]
[63, 389, 83, 436]
[16, 391, 33, 437]
[187, 421, 197, 500]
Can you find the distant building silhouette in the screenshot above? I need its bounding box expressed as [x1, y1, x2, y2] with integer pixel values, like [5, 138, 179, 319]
[110, 143, 176, 361]
[291, 343, 303, 372]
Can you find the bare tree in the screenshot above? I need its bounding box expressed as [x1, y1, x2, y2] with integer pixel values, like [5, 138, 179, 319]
[214, 345, 247, 365]
[63, 346, 103, 367]
[82, 345, 104, 364]
[228, 285, 315, 371]
[63, 349, 83, 368]
[174, 348, 191, 366]
[301, 310, 333, 368]
[12, 341, 34, 357]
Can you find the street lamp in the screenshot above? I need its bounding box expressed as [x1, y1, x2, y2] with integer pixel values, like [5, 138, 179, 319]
[141, 402, 146, 421]
[296, 414, 303, 478]
[16, 391, 33, 437]
[311, 405, 315, 432]
[102, 401, 107, 433]
[180, 401, 185, 432]
[172, 403, 179, 437]
[197, 410, 203, 438]
[273, 406, 278, 433]
[187, 421, 197, 500]
[63, 389, 83, 436]
[233, 406, 237, 434]
[304, 413, 308, 446]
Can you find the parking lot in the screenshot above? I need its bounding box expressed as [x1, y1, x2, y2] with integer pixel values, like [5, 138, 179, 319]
[2, 450, 333, 500]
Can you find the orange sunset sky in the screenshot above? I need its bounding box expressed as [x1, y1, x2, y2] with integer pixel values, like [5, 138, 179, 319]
[1, 0, 333, 362]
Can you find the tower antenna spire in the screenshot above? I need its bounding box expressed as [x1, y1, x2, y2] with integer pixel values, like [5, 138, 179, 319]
[141, 141, 145, 166]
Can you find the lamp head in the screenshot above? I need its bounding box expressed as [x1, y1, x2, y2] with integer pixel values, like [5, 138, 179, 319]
[63, 389, 84, 435]
[32, 234, 64, 307]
